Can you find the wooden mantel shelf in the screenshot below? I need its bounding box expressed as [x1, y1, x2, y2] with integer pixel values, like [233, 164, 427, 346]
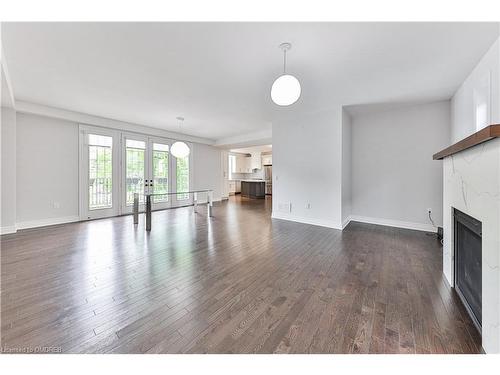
[433, 124, 500, 160]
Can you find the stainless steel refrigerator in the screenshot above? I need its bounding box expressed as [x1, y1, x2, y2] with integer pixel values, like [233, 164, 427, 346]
[264, 165, 272, 195]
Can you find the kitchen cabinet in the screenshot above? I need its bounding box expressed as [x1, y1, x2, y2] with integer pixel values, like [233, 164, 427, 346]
[229, 181, 236, 195]
[233, 155, 250, 173]
[232, 155, 259, 173]
[250, 152, 262, 170]
[262, 154, 272, 165]
[228, 180, 241, 195]
[241, 181, 265, 199]
[244, 157, 252, 173]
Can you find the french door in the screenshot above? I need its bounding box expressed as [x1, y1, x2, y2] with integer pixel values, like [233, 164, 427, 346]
[121, 134, 174, 214]
[80, 127, 120, 220]
[80, 125, 192, 220]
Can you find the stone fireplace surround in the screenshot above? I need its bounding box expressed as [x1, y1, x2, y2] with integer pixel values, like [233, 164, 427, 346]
[435, 125, 500, 353]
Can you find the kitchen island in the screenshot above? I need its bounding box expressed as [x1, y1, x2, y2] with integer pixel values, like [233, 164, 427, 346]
[240, 180, 265, 199]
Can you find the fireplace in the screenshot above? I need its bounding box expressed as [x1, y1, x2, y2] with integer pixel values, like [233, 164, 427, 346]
[453, 208, 482, 333]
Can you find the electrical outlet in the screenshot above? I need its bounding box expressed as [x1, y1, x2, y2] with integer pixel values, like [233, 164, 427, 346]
[427, 208, 432, 214]
[53, 202, 61, 209]
[305, 203, 311, 209]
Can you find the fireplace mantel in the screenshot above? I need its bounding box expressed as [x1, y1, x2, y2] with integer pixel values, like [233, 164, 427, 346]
[433, 124, 500, 160]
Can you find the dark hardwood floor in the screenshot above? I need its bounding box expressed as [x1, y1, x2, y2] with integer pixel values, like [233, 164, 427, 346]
[1, 196, 481, 353]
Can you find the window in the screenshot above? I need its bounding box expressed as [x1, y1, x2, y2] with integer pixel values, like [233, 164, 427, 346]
[152, 143, 169, 203]
[125, 139, 146, 205]
[176, 155, 190, 200]
[88, 134, 113, 210]
[228, 154, 236, 180]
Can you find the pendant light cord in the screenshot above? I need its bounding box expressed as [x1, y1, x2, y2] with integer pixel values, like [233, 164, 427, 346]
[177, 117, 184, 133]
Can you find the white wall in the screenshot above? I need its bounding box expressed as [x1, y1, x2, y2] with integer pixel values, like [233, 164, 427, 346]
[1, 106, 16, 233]
[341, 108, 352, 227]
[272, 108, 343, 229]
[350, 101, 451, 231]
[451, 37, 500, 143]
[16, 113, 79, 227]
[192, 142, 222, 202]
[11, 112, 223, 229]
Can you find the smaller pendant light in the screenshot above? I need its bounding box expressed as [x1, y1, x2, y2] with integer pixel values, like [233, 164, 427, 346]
[171, 117, 191, 158]
[271, 42, 301, 106]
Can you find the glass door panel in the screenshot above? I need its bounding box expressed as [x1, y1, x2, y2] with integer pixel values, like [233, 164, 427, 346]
[88, 134, 113, 210]
[125, 139, 146, 205]
[122, 135, 148, 214]
[173, 146, 192, 207]
[150, 140, 171, 210]
[152, 143, 169, 202]
[80, 127, 119, 220]
[176, 155, 190, 201]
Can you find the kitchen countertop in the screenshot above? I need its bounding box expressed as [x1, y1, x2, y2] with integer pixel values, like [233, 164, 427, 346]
[240, 179, 265, 183]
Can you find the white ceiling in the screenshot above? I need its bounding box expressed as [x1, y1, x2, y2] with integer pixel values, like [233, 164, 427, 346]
[2, 22, 499, 141]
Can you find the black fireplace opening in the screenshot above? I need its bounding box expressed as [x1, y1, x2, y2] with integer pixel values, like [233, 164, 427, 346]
[453, 208, 482, 333]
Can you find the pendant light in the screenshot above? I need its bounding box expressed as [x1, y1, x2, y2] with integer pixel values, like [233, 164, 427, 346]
[271, 42, 301, 106]
[171, 117, 191, 158]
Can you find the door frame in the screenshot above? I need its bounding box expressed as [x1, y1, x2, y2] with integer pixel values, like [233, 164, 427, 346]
[121, 132, 150, 215]
[148, 136, 174, 211]
[79, 125, 121, 220]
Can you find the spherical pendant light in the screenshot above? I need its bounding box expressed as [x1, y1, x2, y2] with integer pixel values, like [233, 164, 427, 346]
[271, 74, 301, 106]
[171, 117, 191, 158]
[171, 141, 190, 158]
[271, 43, 301, 106]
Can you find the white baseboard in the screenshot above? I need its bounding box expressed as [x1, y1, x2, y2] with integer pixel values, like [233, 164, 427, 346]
[0, 225, 17, 235]
[16, 215, 80, 230]
[11, 201, 223, 233]
[271, 212, 342, 230]
[349, 215, 436, 233]
[342, 217, 351, 229]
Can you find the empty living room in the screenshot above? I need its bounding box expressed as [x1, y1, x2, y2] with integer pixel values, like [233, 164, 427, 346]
[1, 1, 500, 373]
